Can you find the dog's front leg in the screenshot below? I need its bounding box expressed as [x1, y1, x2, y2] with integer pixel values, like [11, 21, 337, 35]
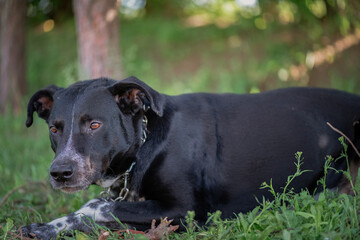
[21, 198, 116, 240]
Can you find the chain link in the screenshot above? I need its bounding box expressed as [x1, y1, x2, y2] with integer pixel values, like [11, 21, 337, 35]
[141, 115, 148, 144]
[100, 162, 136, 202]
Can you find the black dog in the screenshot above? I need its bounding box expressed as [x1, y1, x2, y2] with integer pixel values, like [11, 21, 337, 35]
[22, 76, 360, 239]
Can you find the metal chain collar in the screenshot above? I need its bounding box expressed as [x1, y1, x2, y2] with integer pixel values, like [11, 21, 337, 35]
[141, 114, 148, 144]
[100, 105, 149, 202]
[100, 161, 136, 202]
[141, 103, 149, 144]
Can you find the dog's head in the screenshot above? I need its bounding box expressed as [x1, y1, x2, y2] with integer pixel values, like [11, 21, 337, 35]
[26, 76, 164, 193]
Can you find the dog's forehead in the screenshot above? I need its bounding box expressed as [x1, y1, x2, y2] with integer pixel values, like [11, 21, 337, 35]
[50, 82, 116, 120]
[76, 89, 117, 117]
[50, 87, 80, 118]
[77, 88, 114, 107]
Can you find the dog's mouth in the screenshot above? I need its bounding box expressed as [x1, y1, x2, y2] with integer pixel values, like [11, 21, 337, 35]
[49, 171, 99, 193]
[59, 186, 87, 193]
[51, 181, 90, 193]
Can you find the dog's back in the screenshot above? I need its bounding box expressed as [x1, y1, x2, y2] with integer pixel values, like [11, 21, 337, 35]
[146, 87, 360, 218]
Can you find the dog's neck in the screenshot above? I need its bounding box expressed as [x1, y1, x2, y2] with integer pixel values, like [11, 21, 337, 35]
[96, 104, 150, 200]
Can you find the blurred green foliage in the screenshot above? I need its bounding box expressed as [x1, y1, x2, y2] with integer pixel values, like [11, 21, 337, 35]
[25, 0, 360, 96]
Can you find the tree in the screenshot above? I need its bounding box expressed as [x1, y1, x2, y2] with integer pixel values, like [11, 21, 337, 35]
[0, 0, 27, 113]
[73, 0, 123, 80]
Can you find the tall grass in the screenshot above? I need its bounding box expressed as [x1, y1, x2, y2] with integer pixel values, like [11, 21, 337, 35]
[178, 148, 360, 239]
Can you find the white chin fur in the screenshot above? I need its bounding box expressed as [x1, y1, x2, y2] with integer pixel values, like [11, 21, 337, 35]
[96, 176, 120, 188]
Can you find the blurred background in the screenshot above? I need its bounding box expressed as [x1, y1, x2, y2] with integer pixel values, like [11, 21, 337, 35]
[1, 0, 360, 110]
[0, 0, 360, 232]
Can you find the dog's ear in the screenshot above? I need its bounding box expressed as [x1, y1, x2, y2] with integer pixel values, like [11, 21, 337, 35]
[108, 76, 164, 117]
[26, 85, 62, 127]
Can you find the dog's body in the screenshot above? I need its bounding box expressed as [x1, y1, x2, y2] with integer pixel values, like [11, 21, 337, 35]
[22, 77, 360, 239]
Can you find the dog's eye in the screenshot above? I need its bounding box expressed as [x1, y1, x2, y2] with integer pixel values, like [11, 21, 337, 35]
[50, 126, 57, 134]
[90, 122, 101, 130]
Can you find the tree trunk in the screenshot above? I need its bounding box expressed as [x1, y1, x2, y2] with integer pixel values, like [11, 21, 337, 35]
[0, 0, 27, 114]
[73, 0, 123, 80]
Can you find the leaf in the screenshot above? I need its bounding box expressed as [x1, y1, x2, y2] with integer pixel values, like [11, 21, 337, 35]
[115, 218, 179, 240]
[133, 234, 151, 240]
[317, 192, 326, 202]
[98, 230, 110, 240]
[282, 229, 291, 240]
[296, 212, 314, 219]
[4, 218, 14, 233]
[76, 231, 90, 240]
[145, 218, 179, 240]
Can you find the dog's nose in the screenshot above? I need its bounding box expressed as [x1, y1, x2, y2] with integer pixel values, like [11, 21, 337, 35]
[50, 163, 74, 182]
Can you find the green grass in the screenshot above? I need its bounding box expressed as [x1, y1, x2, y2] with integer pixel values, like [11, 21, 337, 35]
[1, 16, 360, 239]
[1, 114, 359, 239]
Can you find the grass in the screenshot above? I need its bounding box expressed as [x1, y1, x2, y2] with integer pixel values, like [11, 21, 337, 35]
[1, 16, 360, 239]
[181, 148, 360, 239]
[1, 114, 359, 240]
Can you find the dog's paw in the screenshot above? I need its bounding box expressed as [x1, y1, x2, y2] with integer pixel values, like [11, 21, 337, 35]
[20, 223, 57, 240]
